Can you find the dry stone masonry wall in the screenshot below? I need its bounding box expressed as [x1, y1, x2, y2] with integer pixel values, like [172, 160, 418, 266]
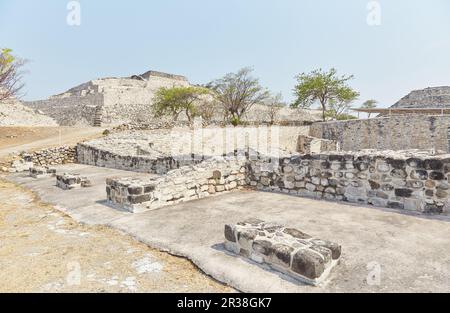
[86, 126, 450, 215]
[310, 115, 450, 152]
[247, 150, 450, 214]
[224, 219, 341, 285]
[106, 157, 247, 212]
[22, 146, 77, 167]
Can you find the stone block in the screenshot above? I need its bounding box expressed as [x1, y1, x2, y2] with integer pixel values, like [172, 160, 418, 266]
[56, 173, 92, 190]
[29, 167, 57, 179]
[224, 219, 341, 286]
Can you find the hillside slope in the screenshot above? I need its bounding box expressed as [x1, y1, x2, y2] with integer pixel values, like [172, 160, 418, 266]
[0, 97, 57, 126]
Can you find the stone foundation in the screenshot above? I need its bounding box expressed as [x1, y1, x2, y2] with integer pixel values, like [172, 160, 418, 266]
[29, 167, 56, 179]
[224, 219, 341, 285]
[56, 173, 92, 190]
[106, 158, 247, 212]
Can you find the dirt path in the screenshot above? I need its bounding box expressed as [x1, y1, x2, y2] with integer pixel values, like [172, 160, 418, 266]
[0, 178, 233, 293]
[0, 127, 105, 159]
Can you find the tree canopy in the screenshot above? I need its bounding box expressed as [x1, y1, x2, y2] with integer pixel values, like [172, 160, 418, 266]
[152, 86, 210, 122]
[291, 68, 359, 121]
[0, 48, 26, 101]
[361, 99, 378, 118]
[207, 67, 270, 126]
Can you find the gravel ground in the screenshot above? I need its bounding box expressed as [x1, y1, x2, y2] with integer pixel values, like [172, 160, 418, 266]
[0, 178, 233, 293]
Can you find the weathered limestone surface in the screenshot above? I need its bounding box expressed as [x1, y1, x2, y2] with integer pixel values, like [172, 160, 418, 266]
[224, 219, 341, 285]
[310, 115, 450, 152]
[247, 150, 450, 214]
[29, 167, 56, 179]
[56, 173, 92, 190]
[106, 157, 247, 213]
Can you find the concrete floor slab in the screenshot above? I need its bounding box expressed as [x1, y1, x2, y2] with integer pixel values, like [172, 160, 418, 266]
[8, 164, 450, 292]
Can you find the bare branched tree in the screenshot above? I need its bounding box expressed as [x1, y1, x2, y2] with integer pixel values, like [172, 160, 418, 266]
[264, 92, 285, 125]
[207, 67, 270, 126]
[0, 48, 26, 102]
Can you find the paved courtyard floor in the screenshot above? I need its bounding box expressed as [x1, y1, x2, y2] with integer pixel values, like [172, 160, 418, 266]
[7, 164, 450, 292]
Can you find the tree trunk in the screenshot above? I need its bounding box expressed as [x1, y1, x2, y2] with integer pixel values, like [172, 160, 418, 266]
[321, 101, 326, 121]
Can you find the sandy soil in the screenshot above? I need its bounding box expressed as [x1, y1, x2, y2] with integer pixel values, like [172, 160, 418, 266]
[0, 126, 105, 160]
[0, 178, 233, 293]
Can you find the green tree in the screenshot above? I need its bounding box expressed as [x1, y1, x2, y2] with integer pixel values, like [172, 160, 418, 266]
[0, 48, 26, 101]
[152, 86, 210, 122]
[207, 67, 270, 126]
[326, 87, 360, 120]
[361, 99, 378, 118]
[291, 68, 359, 121]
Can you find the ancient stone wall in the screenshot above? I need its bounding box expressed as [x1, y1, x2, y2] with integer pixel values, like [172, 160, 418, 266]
[309, 115, 450, 152]
[76, 126, 311, 174]
[76, 143, 202, 175]
[246, 151, 450, 214]
[106, 157, 246, 212]
[20, 146, 77, 167]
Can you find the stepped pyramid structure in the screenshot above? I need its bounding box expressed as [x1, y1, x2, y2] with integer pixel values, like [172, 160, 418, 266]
[391, 86, 450, 109]
[25, 70, 190, 126]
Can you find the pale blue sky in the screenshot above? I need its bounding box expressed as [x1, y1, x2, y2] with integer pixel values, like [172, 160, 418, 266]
[1, 0, 450, 108]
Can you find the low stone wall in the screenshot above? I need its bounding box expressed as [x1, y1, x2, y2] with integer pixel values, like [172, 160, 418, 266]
[76, 143, 202, 175]
[246, 151, 450, 214]
[106, 158, 247, 212]
[309, 115, 450, 152]
[22, 146, 77, 167]
[224, 219, 341, 285]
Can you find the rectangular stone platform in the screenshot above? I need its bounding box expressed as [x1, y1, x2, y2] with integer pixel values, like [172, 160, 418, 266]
[106, 158, 246, 213]
[29, 167, 56, 179]
[224, 219, 341, 286]
[56, 173, 92, 190]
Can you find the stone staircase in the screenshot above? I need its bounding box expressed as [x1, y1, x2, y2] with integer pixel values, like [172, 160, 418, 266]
[93, 106, 103, 127]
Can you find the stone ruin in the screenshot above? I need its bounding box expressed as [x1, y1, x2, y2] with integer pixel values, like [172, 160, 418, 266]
[224, 219, 341, 285]
[29, 167, 56, 179]
[8, 81, 450, 288]
[56, 173, 92, 190]
[106, 157, 246, 213]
